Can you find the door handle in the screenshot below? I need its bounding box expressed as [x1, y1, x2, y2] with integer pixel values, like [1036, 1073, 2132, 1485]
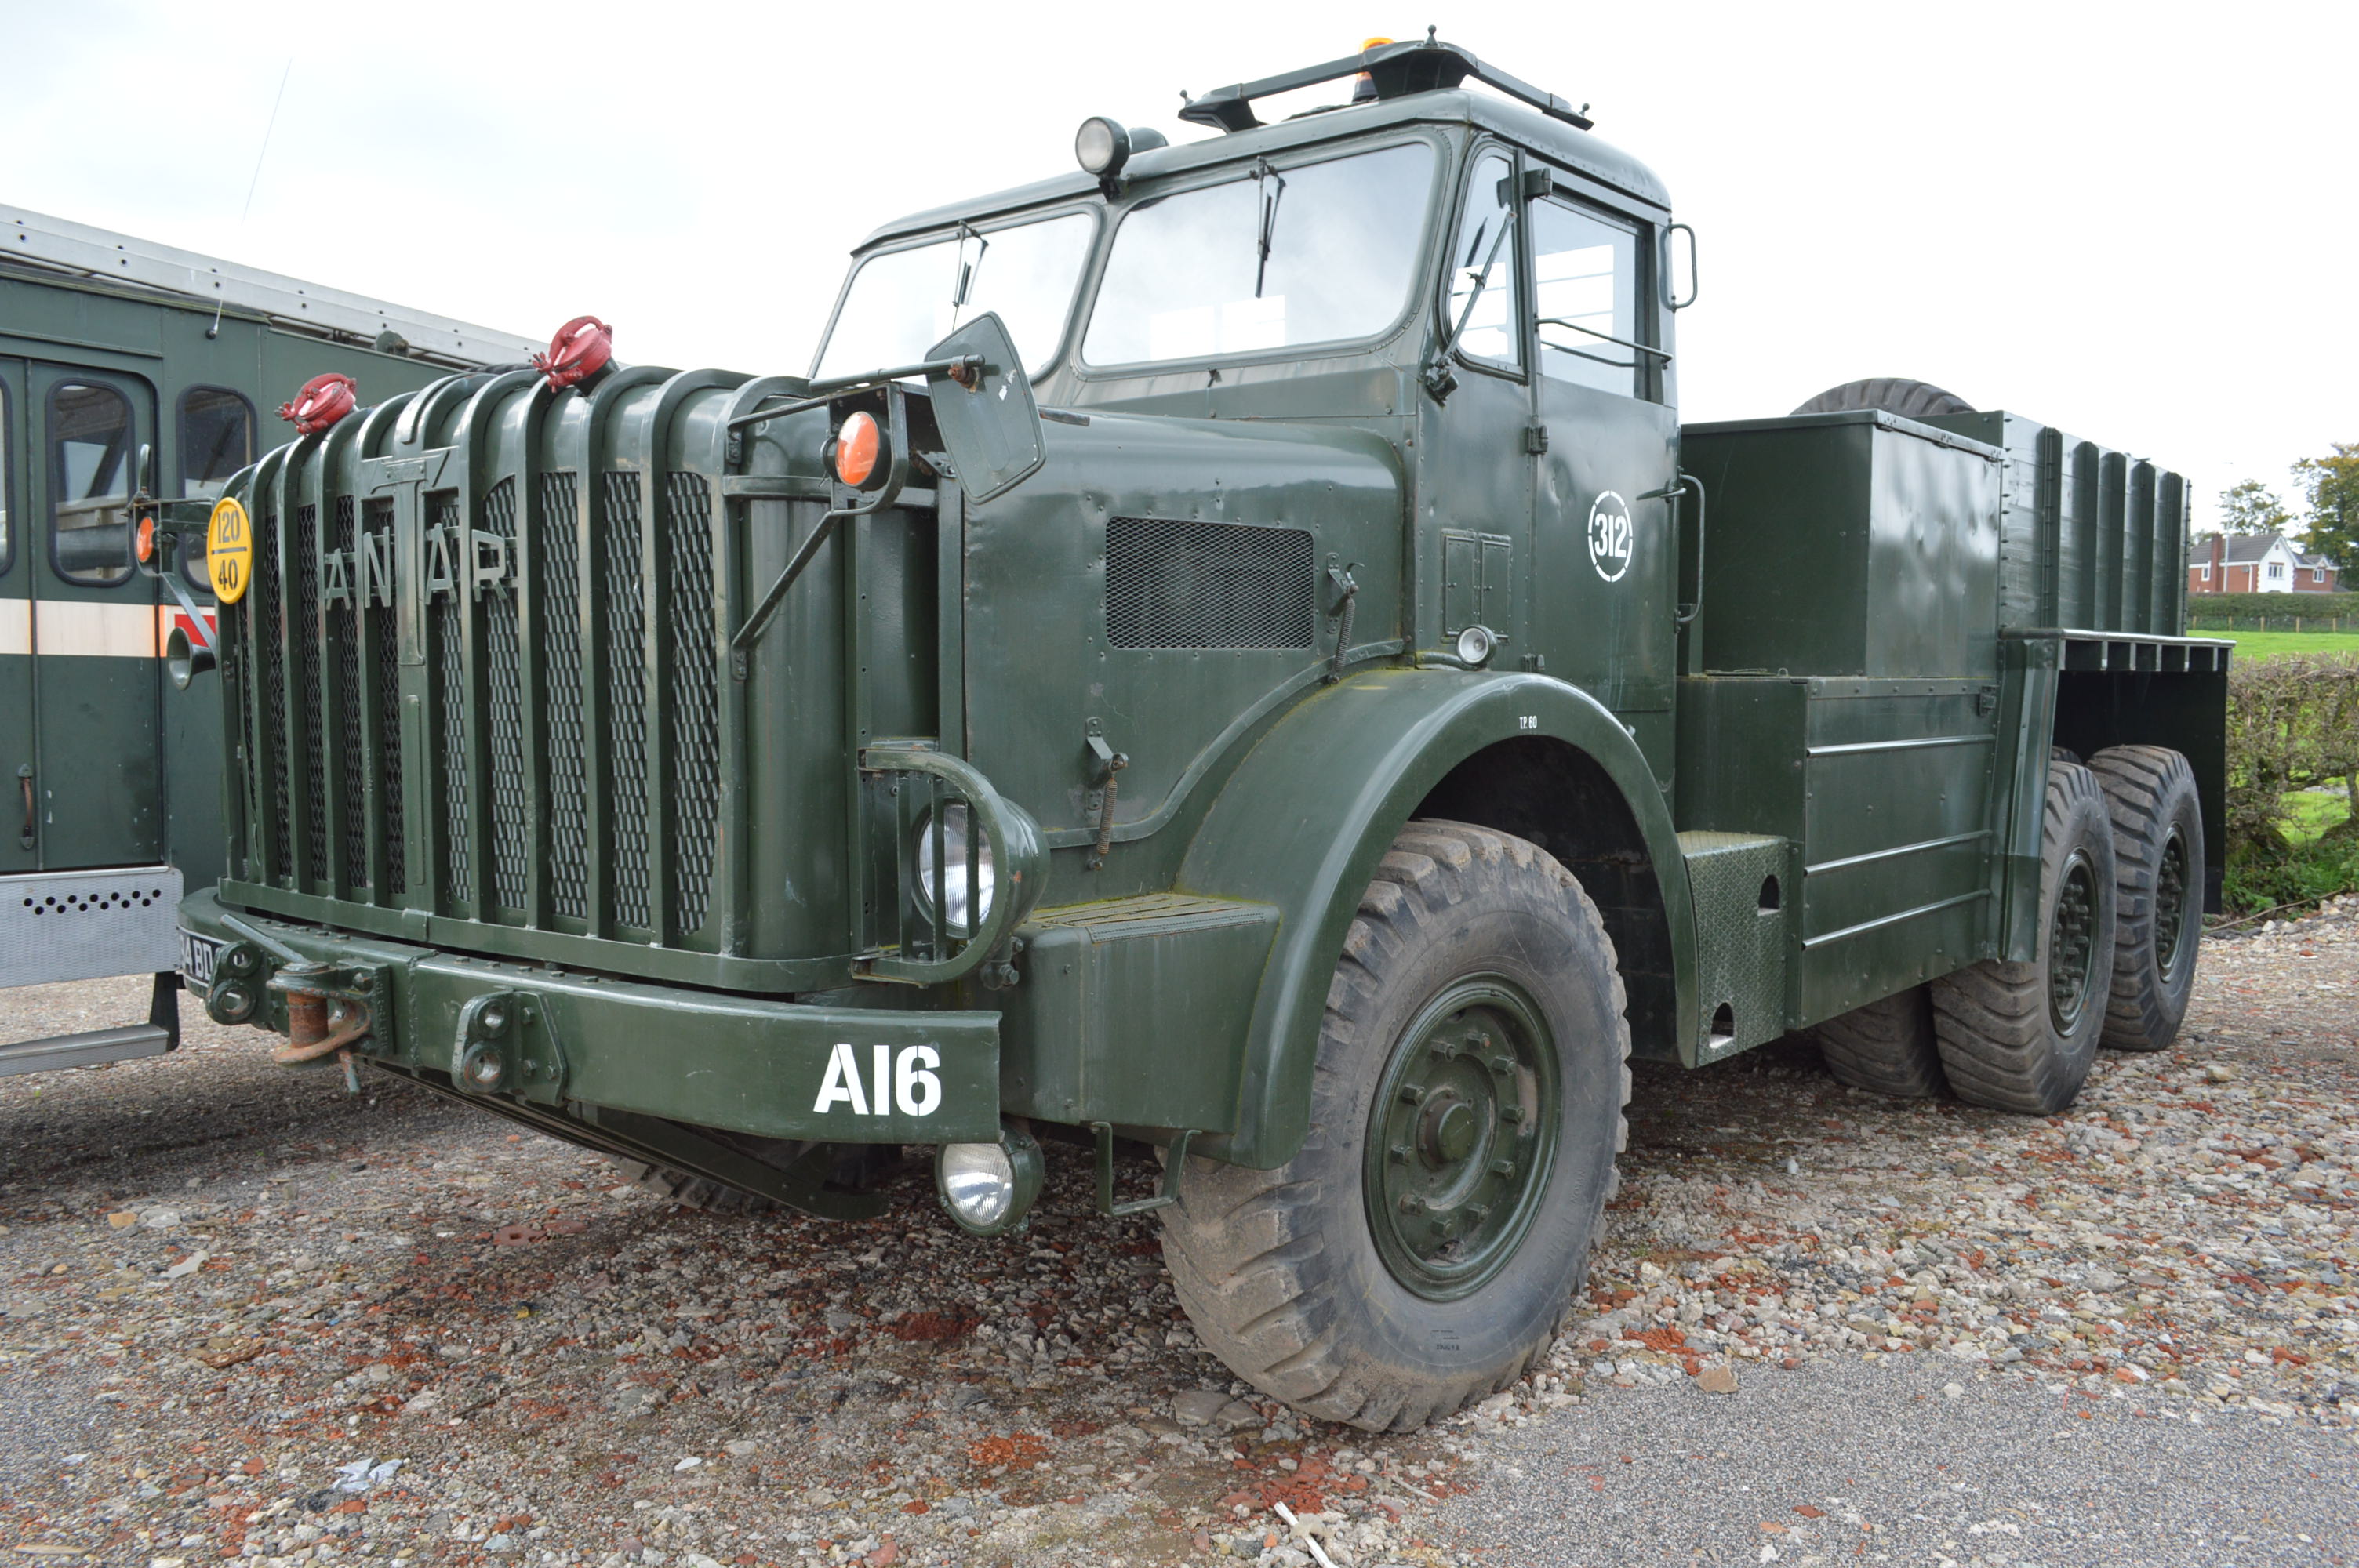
[16, 764, 32, 851]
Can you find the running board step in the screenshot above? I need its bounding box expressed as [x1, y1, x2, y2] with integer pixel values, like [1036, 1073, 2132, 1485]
[0, 1024, 175, 1077]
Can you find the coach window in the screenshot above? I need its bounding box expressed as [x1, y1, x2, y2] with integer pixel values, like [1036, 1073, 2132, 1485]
[50, 381, 136, 586]
[178, 387, 253, 590]
[1531, 197, 1644, 398]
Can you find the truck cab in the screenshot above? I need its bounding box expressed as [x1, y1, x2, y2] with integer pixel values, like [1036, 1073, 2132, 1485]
[176, 38, 2224, 1432]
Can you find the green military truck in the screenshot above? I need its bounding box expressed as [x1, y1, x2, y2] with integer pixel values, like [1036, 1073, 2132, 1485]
[175, 39, 2224, 1430]
[1, 205, 536, 1073]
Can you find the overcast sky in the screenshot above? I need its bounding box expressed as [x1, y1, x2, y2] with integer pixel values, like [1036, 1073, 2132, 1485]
[5, 0, 2352, 531]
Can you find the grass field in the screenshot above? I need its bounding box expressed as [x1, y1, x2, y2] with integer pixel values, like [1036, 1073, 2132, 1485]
[2199, 628, 2359, 662]
[2286, 789, 2354, 845]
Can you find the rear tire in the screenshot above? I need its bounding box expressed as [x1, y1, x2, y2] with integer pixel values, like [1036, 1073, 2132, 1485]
[1815, 986, 1945, 1098]
[1790, 377, 1976, 419]
[2088, 746, 2204, 1052]
[1158, 822, 1630, 1432]
[1930, 763, 2117, 1114]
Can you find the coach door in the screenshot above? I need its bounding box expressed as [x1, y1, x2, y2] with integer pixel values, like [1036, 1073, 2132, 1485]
[24, 361, 162, 870]
[0, 358, 30, 874]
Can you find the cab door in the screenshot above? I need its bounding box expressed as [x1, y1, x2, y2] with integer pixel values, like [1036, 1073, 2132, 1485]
[1523, 183, 1680, 777]
[0, 358, 31, 873]
[25, 362, 161, 870]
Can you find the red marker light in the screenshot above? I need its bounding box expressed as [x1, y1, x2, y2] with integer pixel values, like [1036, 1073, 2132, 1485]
[834, 412, 881, 488]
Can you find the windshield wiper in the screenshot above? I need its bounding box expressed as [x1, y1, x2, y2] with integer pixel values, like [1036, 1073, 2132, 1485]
[951, 223, 990, 311]
[1420, 213, 1517, 401]
[1252, 159, 1287, 299]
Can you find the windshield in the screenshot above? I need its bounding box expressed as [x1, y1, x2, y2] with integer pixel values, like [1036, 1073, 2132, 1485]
[1081, 141, 1435, 367]
[815, 211, 1095, 381]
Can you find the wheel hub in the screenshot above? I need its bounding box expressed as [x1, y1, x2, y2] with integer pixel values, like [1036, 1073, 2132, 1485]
[1365, 980, 1560, 1301]
[2048, 850, 2099, 1034]
[2156, 826, 2191, 978]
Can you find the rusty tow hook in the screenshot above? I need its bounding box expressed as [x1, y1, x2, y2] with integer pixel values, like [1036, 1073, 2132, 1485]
[271, 962, 373, 1094]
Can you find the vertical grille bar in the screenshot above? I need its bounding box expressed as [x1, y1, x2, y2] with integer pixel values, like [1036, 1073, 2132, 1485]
[333, 495, 367, 891]
[538, 473, 590, 922]
[481, 479, 528, 913]
[293, 503, 325, 888]
[362, 497, 404, 898]
[663, 473, 720, 937]
[601, 471, 652, 932]
[252, 497, 289, 884]
[429, 492, 471, 911]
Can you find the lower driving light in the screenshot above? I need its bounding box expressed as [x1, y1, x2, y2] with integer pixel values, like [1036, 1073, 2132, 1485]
[914, 801, 995, 937]
[936, 1123, 1045, 1236]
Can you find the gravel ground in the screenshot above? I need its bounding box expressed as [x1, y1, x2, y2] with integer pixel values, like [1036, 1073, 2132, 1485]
[0, 898, 2350, 1568]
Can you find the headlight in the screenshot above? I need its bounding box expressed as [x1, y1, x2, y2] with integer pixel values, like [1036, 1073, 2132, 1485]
[1454, 623, 1497, 667]
[936, 1123, 1045, 1236]
[913, 801, 995, 937]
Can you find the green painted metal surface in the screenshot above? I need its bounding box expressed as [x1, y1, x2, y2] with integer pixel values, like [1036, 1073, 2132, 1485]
[187, 53, 2223, 1191]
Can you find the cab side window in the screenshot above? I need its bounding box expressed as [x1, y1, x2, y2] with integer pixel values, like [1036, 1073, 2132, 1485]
[50, 382, 135, 586]
[1532, 198, 1641, 397]
[1446, 152, 1521, 369]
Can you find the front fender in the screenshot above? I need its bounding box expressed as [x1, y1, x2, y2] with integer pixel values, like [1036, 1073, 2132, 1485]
[1176, 668, 1694, 1167]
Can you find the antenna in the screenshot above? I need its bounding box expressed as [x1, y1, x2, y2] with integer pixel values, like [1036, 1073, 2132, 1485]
[216, 56, 293, 339]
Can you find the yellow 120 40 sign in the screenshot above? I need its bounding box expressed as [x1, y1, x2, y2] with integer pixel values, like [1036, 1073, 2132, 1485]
[207, 496, 253, 604]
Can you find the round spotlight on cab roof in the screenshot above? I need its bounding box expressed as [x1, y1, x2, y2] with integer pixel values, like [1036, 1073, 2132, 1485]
[1074, 116, 1132, 179]
[1455, 623, 1498, 668]
[936, 1122, 1045, 1237]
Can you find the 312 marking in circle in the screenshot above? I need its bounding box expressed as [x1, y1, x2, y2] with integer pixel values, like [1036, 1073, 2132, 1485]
[1588, 491, 1634, 583]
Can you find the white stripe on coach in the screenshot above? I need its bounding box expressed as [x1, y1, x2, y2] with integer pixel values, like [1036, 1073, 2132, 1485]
[31, 600, 165, 658]
[0, 600, 27, 656]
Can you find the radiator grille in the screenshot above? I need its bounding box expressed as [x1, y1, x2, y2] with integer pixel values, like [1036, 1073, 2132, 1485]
[334, 496, 368, 889]
[430, 494, 470, 901]
[293, 503, 326, 882]
[538, 472, 589, 922]
[481, 479, 527, 912]
[664, 474, 720, 935]
[365, 498, 404, 895]
[601, 472, 652, 931]
[1105, 516, 1316, 649]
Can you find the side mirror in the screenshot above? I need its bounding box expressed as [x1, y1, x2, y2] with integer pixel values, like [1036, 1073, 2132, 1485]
[165, 622, 215, 689]
[923, 313, 1046, 503]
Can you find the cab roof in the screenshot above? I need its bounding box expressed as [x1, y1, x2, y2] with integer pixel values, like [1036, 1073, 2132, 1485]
[857, 68, 1670, 252]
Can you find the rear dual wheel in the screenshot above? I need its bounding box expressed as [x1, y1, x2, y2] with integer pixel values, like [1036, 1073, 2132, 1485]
[1159, 822, 1630, 1432]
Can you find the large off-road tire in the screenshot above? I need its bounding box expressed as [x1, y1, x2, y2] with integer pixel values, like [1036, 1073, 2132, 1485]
[2088, 746, 2204, 1053]
[612, 1160, 780, 1218]
[1159, 822, 1631, 1432]
[1790, 377, 1976, 419]
[1815, 985, 1946, 1098]
[1930, 763, 2117, 1114]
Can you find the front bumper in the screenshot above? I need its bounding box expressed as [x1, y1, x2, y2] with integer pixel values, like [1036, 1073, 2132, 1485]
[176, 887, 1001, 1145]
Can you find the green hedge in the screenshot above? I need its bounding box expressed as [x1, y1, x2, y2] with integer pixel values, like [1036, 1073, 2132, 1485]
[2185, 590, 2358, 627]
[2222, 653, 2359, 912]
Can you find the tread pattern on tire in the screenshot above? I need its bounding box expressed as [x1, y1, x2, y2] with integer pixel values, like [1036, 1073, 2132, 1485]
[1929, 764, 2114, 1115]
[1158, 822, 1631, 1432]
[2088, 745, 2202, 1053]
[614, 1159, 780, 1218]
[1790, 376, 1976, 419]
[1815, 985, 1945, 1098]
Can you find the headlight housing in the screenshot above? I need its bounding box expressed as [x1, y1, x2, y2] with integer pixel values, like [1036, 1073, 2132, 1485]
[913, 801, 995, 938]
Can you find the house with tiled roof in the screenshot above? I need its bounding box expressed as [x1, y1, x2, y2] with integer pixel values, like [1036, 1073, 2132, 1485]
[2189, 532, 2340, 593]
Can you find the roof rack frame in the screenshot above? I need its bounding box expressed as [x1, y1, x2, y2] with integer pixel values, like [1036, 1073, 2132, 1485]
[1179, 35, 1592, 136]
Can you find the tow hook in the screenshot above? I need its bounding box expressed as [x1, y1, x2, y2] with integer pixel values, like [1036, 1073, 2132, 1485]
[267, 960, 376, 1094]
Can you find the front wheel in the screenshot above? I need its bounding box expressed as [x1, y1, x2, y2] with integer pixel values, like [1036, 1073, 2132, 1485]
[1158, 822, 1631, 1432]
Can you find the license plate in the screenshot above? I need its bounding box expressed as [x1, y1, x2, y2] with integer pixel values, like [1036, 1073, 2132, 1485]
[180, 932, 221, 989]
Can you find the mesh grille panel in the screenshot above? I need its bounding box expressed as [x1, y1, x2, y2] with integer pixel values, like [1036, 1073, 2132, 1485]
[1105, 516, 1316, 649]
[537, 472, 588, 921]
[663, 473, 720, 935]
[365, 499, 404, 895]
[253, 507, 289, 880]
[600, 472, 652, 931]
[480, 479, 527, 912]
[334, 496, 368, 888]
[430, 494, 470, 902]
[293, 504, 325, 882]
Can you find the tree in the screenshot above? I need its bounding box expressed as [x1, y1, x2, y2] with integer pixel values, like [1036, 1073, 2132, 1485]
[2217, 478, 2294, 535]
[2292, 442, 2359, 570]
